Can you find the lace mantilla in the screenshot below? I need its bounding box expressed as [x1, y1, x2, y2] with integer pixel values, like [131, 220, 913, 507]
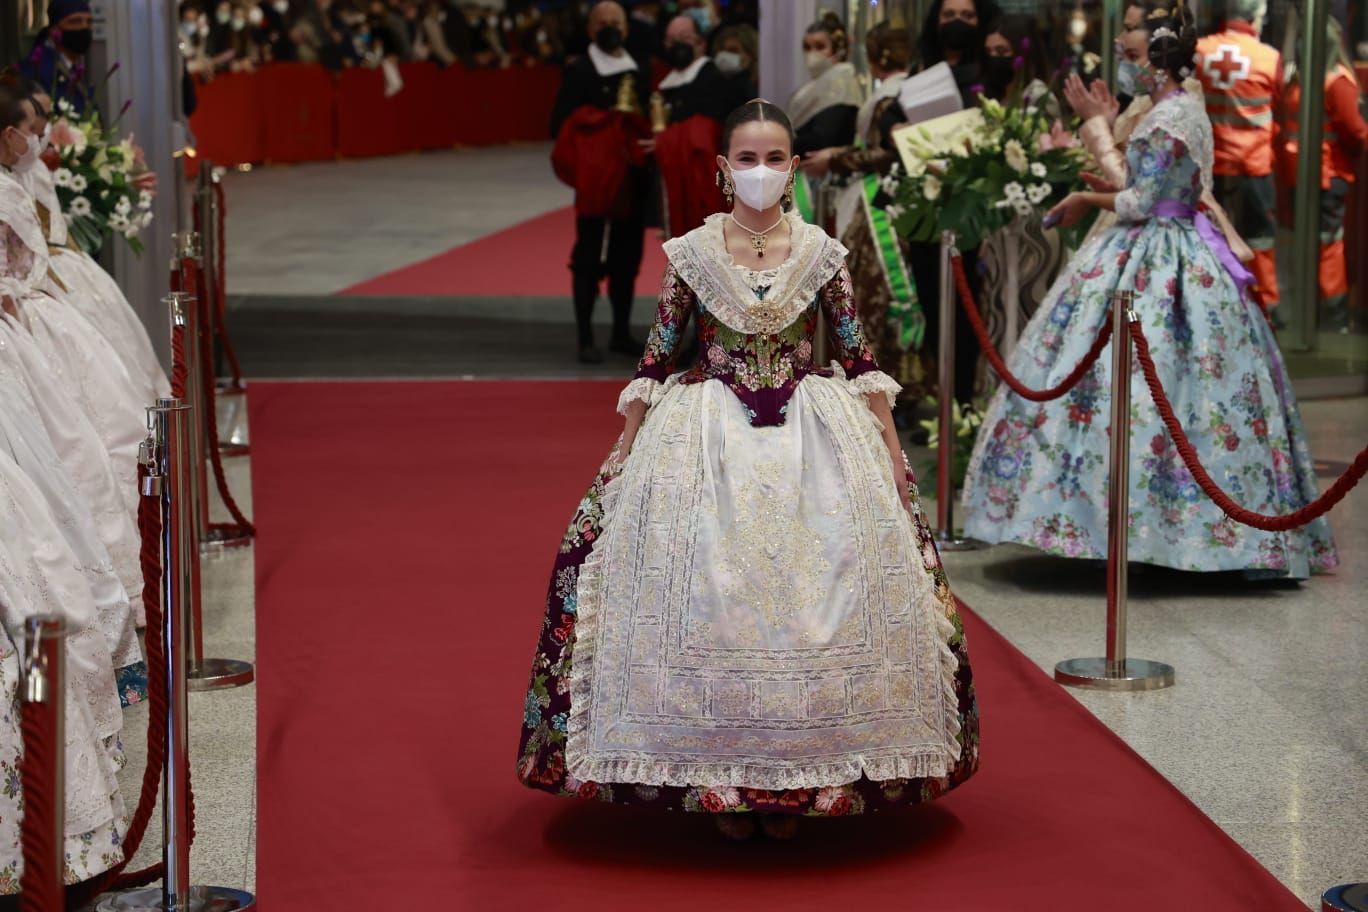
[848, 369, 902, 409]
[616, 377, 662, 415]
[1128, 89, 1214, 195]
[662, 212, 848, 335]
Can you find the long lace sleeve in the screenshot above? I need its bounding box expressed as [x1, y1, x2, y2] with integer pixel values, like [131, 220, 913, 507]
[819, 263, 901, 407]
[1114, 129, 1187, 223]
[1079, 115, 1129, 189]
[617, 265, 695, 414]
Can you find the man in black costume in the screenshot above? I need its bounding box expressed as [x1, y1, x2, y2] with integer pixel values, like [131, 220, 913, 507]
[656, 13, 733, 124]
[550, 0, 652, 364]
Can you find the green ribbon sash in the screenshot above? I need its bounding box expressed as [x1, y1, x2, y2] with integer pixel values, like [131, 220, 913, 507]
[863, 173, 924, 350]
[793, 173, 816, 224]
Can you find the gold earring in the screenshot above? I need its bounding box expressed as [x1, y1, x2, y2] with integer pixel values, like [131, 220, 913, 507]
[783, 178, 794, 210]
[717, 169, 734, 205]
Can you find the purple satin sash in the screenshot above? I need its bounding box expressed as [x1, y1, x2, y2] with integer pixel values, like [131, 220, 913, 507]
[1151, 199, 1255, 295]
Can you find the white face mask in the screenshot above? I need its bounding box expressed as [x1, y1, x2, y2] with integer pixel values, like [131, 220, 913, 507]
[729, 161, 791, 211]
[13, 133, 42, 172]
[714, 50, 744, 75]
[805, 50, 834, 78]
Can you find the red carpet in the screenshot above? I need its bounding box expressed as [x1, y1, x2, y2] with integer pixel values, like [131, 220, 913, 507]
[338, 206, 669, 298]
[250, 380, 1308, 911]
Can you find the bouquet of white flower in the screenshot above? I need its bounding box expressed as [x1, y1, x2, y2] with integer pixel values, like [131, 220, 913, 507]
[47, 98, 156, 256]
[889, 97, 1087, 252]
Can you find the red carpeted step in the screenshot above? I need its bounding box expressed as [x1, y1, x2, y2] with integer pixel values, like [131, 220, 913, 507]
[249, 379, 1307, 911]
[339, 207, 669, 298]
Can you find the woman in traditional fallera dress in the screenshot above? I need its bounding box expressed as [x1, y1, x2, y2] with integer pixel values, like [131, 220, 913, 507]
[517, 100, 980, 839]
[960, 4, 1337, 576]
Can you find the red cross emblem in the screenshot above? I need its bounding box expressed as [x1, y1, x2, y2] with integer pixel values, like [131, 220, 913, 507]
[1202, 44, 1252, 91]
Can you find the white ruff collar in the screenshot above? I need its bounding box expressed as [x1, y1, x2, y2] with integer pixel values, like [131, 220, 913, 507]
[658, 56, 710, 91]
[663, 212, 848, 334]
[588, 43, 637, 78]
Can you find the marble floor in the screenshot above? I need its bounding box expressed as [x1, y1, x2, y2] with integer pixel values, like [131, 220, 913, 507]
[117, 145, 1366, 909]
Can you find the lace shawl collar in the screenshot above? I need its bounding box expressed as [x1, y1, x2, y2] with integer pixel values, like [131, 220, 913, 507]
[662, 212, 848, 334]
[0, 172, 50, 300]
[1130, 89, 1215, 194]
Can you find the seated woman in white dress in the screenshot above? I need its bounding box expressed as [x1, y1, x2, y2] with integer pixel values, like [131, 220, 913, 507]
[517, 100, 980, 840]
[0, 90, 147, 519]
[9, 80, 169, 405]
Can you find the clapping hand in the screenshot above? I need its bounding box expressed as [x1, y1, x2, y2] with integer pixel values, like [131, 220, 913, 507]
[1063, 73, 1120, 124]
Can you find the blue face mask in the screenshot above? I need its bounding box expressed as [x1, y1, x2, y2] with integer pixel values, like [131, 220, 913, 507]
[1116, 59, 1142, 97]
[686, 7, 712, 33]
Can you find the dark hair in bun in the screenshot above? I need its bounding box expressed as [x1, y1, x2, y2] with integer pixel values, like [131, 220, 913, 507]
[720, 99, 796, 155]
[806, 11, 850, 60]
[1144, 1, 1198, 78]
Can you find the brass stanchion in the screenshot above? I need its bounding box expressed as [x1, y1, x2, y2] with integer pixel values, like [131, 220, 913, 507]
[935, 231, 985, 551]
[1323, 884, 1368, 911]
[19, 616, 65, 912]
[1056, 292, 1174, 691]
[165, 294, 255, 693]
[97, 399, 255, 912]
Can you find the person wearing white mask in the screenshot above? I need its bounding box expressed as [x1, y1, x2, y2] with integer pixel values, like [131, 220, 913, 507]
[710, 23, 758, 112]
[517, 98, 981, 842]
[10, 80, 171, 410]
[785, 13, 862, 225]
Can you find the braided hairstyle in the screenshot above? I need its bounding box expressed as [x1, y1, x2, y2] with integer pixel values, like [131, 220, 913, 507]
[806, 11, 850, 61]
[866, 21, 914, 73]
[1144, 0, 1198, 80]
[719, 98, 796, 155]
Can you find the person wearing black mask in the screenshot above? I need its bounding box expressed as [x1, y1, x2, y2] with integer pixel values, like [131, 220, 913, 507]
[19, 0, 97, 115]
[907, 0, 1002, 409]
[917, 0, 1002, 108]
[656, 14, 731, 124]
[549, 1, 652, 363]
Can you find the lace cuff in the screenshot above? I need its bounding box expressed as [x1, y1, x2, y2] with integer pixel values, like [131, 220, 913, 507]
[616, 377, 661, 415]
[1080, 116, 1128, 189]
[849, 370, 902, 409]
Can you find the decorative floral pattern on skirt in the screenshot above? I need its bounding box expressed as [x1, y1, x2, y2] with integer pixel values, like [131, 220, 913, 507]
[961, 216, 1338, 575]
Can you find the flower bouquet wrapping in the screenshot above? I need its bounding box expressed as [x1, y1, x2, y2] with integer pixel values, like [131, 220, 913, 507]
[918, 397, 985, 492]
[888, 97, 1088, 252]
[48, 99, 155, 256]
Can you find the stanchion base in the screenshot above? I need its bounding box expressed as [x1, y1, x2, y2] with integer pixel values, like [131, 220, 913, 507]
[97, 885, 256, 911]
[935, 533, 989, 553]
[201, 526, 253, 554]
[1324, 883, 1368, 912]
[188, 658, 256, 691]
[1054, 657, 1175, 692]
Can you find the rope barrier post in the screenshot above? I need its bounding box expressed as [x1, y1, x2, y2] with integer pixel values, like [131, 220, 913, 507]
[19, 616, 65, 912]
[1323, 884, 1368, 911]
[96, 399, 255, 912]
[207, 167, 251, 457]
[166, 293, 255, 693]
[936, 230, 986, 552]
[1056, 292, 1174, 692]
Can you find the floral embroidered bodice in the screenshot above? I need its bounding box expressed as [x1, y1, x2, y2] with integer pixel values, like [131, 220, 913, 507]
[1115, 90, 1213, 222]
[623, 212, 894, 427]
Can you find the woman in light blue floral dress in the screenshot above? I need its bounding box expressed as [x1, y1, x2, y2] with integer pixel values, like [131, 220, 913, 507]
[960, 5, 1337, 577]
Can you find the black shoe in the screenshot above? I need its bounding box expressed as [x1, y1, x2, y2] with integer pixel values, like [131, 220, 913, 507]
[609, 335, 644, 357]
[578, 344, 605, 364]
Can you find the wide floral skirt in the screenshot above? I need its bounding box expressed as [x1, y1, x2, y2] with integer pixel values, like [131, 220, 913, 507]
[961, 217, 1337, 575]
[517, 373, 980, 815]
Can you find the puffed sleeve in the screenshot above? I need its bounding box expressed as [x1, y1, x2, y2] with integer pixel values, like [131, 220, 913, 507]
[819, 262, 901, 408]
[617, 265, 695, 414]
[1114, 128, 1187, 222]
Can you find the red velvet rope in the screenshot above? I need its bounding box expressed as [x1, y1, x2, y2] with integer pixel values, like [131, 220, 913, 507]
[19, 685, 61, 912]
[951, 253, 1114, 402]
[195, 272, 255, 536]
[212, 180, 246, 391]
[1129, 320, 1368, 532]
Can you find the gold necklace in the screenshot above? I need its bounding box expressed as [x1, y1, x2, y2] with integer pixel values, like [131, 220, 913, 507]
[729, 212, 787, 259]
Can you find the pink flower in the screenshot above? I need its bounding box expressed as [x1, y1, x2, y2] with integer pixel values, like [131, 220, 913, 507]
[1037, 120, 1079, 152]
[49, 118, 82, 150]
[814, 786, 850, 814]
[576, 781, 600, 800]
[700, 790, 727, 812]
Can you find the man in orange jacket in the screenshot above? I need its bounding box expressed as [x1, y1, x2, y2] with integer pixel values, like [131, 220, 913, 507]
[1276, 17, 1368, 333]
[1196, 0, 1282, 315]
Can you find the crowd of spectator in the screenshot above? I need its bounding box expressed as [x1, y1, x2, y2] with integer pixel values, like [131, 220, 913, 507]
[178, 0, 759, 78]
